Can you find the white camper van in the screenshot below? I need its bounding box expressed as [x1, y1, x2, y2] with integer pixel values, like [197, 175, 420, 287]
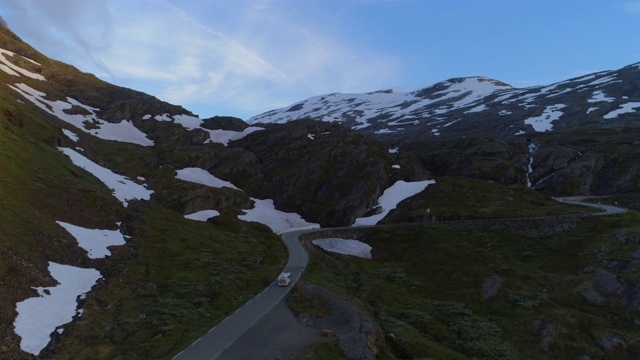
[277, 272, 291, 286]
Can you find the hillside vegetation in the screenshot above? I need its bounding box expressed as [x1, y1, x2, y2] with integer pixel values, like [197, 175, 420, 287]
[293, 211, 640, 359]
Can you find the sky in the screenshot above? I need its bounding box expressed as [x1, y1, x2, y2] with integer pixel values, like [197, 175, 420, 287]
[1, 0, 639, 120]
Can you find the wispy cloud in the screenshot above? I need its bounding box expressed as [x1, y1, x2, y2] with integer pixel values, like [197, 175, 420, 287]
[0, 0, 399, 118]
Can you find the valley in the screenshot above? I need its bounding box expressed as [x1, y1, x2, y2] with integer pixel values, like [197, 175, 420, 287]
[0, 22, 639, 360]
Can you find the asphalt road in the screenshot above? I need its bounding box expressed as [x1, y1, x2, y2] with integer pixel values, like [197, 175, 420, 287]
[172, 197, 628, 359]
[553, 196, 628, 215]
[172, 228, 314, 360]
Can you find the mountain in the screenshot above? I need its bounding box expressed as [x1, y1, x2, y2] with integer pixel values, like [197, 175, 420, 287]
[250, 67, 640, 197]
[249, 65, 640, 140]
[2, 23, 640, 360]
[0, 25, 434, 359]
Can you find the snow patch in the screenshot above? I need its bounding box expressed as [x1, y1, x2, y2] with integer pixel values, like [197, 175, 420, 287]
[184, 210, 220, 222]
[588, 90, 615, 103]
[312, 238, 372, 259]
[62, 129, 79, 142]
[175, 167, 239, 190]
[604, 102, 640, 119]
[9, 83, 153, 146]
[56, 222, 127, 259]
[353, 179, 436, 226]
[58, 147, 153, 206]
[239, 198, 320, 234]
[0, 48, 45, 80]
[524, 104, 567, 132]
[13, 262, 101, 356]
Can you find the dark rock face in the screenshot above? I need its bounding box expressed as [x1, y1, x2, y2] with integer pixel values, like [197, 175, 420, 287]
[212, 119, 430, 227]
[481, 274, 504, 301]
[201, 116, 248, 131]
[583, 267, 640, 311]
[296, 281, 382, 360]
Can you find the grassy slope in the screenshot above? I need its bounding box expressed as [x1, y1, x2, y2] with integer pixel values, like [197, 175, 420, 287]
[0, 28, 286, 359]
[293, 211, 640, 359]
[384, 176, 595, 223]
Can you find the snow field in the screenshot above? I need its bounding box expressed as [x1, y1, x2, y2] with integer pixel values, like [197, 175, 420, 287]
[13, 262, 102, 356]
[248, 77, 510, 128]
[148, 113, 263, 146]
[56, 221, 127, 259]
[353, 179, 436, 226]
[239, 198, 320, 234]
[0, 48, 45, 80]
[175, 167, 239, 189]
[184, 210, 220, 221]
[59, 147, 153, 206]
[9, 83, 154, 146]
[312, 238, 372, 259]
[524, 104, 567, 132]
[603, 102, 640, 119]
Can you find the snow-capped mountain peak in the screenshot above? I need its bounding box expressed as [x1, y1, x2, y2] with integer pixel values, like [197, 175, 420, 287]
[249, 64, 640, 140]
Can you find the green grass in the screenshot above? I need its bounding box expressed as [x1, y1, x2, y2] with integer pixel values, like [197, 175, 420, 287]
[292, 212, 640, 359]
[0, 78, 284, 359]
[53, 206, 285, 359]
[384, 176, 595, 223]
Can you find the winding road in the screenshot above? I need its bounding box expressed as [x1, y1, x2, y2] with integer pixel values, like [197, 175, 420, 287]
[172, 229, 314, 360]
[173, 197, 628, 359]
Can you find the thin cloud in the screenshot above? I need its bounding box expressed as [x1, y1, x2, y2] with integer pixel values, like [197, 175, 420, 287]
[619, 2, 640, 13]
[0, 0, 399, 118]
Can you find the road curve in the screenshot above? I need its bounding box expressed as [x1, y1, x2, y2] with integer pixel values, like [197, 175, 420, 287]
[172, 228, 316, 360]
[553, 196, 628, 215]
[172, 197, 628, 359]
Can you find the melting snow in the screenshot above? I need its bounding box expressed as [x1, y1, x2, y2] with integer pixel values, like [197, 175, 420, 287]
[239, 198, 320, 234]
[148, 113, 263, 146]
[175, 167, 239, 190]
[14, 262, 101, 356]
[312, 238, 372, 259]
[248, 77, 510, 129]
[588, 90, 615, 103]
[524, 104, 567, 132]
[9, 83, 154, 146]
[184, 210, 220, 221]
[62, 129, 79, 142]
[0, 48, 45, 80]
[604, 102, 640, 119]
[353, 179, 436, 226]
[58, 147, 153, 206]
[56, 221, 127, 259]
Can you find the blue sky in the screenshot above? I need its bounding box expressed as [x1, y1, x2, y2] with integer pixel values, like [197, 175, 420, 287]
[1, 0, 639, 120]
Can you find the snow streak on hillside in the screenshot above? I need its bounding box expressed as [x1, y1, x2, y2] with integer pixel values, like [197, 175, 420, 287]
[147, 113, 263, 146]
[59, 147, 153, 206]
[10, 83, 154, 146]
[353, 179, 436, 226]
[0, 48, 45, 80]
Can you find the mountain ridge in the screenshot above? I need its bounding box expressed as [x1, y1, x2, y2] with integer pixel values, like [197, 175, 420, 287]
[249, 62, 640, 140]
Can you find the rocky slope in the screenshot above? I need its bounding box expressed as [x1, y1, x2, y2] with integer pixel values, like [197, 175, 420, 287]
[0, 25, 433, 359]
[250, 65, 640, 197]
